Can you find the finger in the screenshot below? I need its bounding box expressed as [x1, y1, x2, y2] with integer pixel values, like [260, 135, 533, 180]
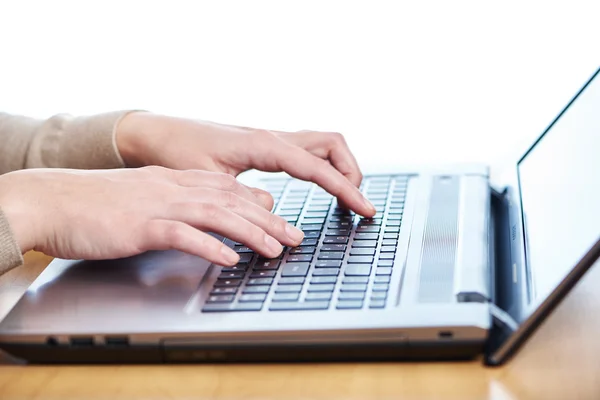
[284, 131, 363, 188]
[141, 219, 240, 266]
[246, 186, 275, 211]
[167, 201, 285, 259]
[209, 189, 303, 247]
[171, 170, 266, 209]
[272, 143, 375, 217]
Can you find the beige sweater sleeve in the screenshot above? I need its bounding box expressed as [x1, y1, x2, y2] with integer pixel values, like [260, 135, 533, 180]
[0, 111, 135, 275]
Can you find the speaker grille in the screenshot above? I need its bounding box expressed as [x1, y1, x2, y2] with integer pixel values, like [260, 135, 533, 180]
[418, 176, 460, 302]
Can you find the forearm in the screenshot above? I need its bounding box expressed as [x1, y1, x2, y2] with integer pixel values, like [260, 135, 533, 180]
[0, 111, 135, 174]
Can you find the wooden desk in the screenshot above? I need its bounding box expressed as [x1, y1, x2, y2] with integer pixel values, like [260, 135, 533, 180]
[1, 252, 599, 400]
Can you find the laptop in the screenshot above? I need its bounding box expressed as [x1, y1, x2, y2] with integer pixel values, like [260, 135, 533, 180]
[1, 68, 598, 366]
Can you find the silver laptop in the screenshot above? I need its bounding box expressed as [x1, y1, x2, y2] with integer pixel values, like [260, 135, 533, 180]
[1, 68, 599, 366]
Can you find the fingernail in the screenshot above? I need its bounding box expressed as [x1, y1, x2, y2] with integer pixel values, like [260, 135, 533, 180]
[265, 235, 283, 255]
[221, 247, 239, 265]
[285, 224, 305, 242]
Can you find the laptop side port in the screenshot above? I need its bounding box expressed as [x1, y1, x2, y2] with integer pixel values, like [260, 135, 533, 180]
[104, 336, 130, 347]
[69, 336, 94, 347]
[46, 336, 59, 346]
[438, 331, 454, 339]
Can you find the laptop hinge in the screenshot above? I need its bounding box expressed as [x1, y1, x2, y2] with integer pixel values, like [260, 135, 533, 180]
[489, 303, 518, 331]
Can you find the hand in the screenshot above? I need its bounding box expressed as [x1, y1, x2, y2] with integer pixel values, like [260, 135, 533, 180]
[0, 167, 305, 264]
[115, 112, 376, 217]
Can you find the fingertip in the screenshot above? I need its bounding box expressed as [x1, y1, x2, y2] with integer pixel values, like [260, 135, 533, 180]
[220, 246, 240, 265]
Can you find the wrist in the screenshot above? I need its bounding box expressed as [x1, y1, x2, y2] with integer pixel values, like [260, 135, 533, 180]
[115, 111, 161, 167]
[0, 173, 36, 254]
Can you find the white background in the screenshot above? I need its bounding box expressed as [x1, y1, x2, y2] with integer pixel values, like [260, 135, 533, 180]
[1, 0, 599, 167]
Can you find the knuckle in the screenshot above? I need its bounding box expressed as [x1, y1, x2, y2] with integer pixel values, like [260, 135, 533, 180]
[217, 173, 239, 191]
[219, 190, 241, 210]
[329, 131, 346, 145]
[200, 202, 222, 221]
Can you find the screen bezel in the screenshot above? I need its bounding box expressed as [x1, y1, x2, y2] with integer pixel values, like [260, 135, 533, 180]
[486, 66, 600, 365]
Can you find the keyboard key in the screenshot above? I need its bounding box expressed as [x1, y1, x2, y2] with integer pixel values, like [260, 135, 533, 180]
[330, 215, 354, 222]
[307, 283, 335, 292]
[379, 253, 395, 260]
[342, 276, 369, 284]
[272, 293, 300, 302]
[344, 265, 372, 276]
[254, 260, 281, 270]
[317, 252, 344, 260]
[304, 212, 328, 219]
[349, 248, 376, 256]
[238, 253, 253, 264]
[383, 233, 398, 239]
[221, 264, 248, 272]
[280, 205, 303, 211]
[380, 246, 396, 253]
[302, 217, 325, 224]
[219, 271, 245, 279]
[214, 279, 243, 287]
[301, 224, 322, 231]
[376, 267, 393, 276]
[282, 263, 310, 277]
[210, 287, 238, 295]
[384, 227, 400, 233]
[307, 205, 329, 212]
[372, 283, 390, 292]
[347, 256, 374, 264]
[275, 284, 303, 293]
[202, 303, 262, 312]
[321, 244, 346, 252]
[374, 275, 391, 284]
[315, 260, 343, 268]
[340, 284, 368, 292]
[312, 268, 339, 276]
[356, 226, 380, 233]
[247, 277, 274, 286]
[338, 292, 365, 300]
[242, 285, 271, 294]
[239, 293, 267, 302]
[328, 221, 353, 229]
[387, 220, 402, 226]
[279, 277, 305, 285]
[250, 270, 277, 278]
[371, 292, 387, 300]
[378, 260, 394, 267]
[269, 301, 330, 311]
[351, 240, 378, 248]
[369, 299, 386, 309]
[287, 254, 313, 263]
[323, 236, 349, 244]
[303, 231, 321, 239]
[387, 214, 402, 220]
[305, 292, 333, 301]
[206, 294, 235, 303]
[310, 276, 338, 284]
[354, 233, 378, 240]
[233, 246, 254, 253]
[336, 300, 363, 310]
[290, 246, 316, 255]
[301, 238, 318, 246]
[326, 229, 351, 236]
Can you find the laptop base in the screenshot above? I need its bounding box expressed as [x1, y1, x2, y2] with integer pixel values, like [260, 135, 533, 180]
[1, 341, 483, 364]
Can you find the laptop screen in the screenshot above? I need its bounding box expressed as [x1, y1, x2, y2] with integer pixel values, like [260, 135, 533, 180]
[518, 70, 600, 311]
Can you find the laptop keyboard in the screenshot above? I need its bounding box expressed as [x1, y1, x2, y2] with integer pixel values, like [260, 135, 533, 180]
[202, 175, 409, 312]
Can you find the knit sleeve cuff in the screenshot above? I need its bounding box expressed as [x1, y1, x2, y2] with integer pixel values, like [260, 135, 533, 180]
[26, 110, 141, 170]
[0, 208, 24, 276]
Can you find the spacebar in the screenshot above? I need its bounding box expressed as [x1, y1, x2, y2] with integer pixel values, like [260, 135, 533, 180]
[269, 301, 329, 311]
